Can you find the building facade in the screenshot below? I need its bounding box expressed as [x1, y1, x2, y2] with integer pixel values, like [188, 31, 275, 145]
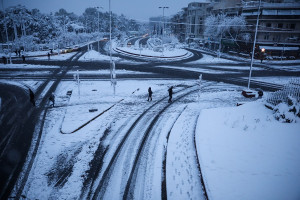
[170, 8, 187, 42]
[242, 0, 300, 58]
[185, 1, 211, 44]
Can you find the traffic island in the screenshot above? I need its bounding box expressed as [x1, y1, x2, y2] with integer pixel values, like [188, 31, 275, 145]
[114, 47, 192, 61]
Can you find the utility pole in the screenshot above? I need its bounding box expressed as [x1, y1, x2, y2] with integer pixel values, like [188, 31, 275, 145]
[247, 0, 261, 89]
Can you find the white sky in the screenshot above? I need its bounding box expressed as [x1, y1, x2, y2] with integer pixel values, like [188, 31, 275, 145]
[1, 0, 196, 21]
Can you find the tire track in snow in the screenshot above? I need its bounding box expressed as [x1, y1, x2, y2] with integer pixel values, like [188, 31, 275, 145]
[13, 66, 74, 199]
[91, 86, 196, 199]
[122, 88, 201, 200]
[193, 114, 209, 200]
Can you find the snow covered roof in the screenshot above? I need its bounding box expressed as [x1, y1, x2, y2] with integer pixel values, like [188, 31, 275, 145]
[260, 46, 299, 51]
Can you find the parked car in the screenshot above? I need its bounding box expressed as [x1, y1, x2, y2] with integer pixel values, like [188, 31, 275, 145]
[288, 56, 295, 60]
[242, 89, 263, 98]
[266, 56, 273, 60]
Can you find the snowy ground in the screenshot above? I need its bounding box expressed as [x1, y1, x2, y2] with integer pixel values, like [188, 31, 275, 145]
[78, 50, 121, 62]
[116, 46, 188, 57]
[188, 53, 238, 64]
[31, 52, 77, 61]
[243, 76, 297, 85]
[11, 77, 300, 200]
[3, 45, 299, 199]
[0, 63, 59, 69]
[155, 65, 241, 74]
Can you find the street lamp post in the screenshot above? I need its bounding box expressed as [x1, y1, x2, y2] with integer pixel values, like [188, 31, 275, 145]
[95, 6, 103, 52]
[247, 0, 261, 89]
[109, 0, 116, 96]
[159, 6, 169, 52]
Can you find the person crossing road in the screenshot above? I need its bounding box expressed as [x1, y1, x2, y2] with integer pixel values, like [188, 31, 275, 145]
[147, 87, 153, 101]
[168, 86, 173, 103]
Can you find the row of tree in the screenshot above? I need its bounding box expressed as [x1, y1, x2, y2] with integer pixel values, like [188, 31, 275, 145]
[0, 5, 141, 46]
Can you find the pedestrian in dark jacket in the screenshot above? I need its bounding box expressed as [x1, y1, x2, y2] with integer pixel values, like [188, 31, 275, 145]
[49, 93, 55, 107]
[2, 56, 6, 64]
[47, 52, 50, 60]
[148, 87, 153, 101]
[22, 55, 26, 63]
[168, 86, 173, 103]
[29, 89, 35, 106]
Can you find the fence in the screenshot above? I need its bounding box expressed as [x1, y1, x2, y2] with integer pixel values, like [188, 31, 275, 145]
[266, 78, 300, 106]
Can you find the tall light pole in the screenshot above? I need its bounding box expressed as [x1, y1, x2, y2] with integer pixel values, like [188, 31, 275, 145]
[109, 0, 112, 65]
[247, 0, 261, 89]
[95, 6, 103, 52]
[109, 0, 116, 96]
[158, 6, 169, 51]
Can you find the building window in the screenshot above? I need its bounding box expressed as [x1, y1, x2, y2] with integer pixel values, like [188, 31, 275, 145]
[266, 23, 271, 28]
[278, 23, 283, 29]
[274, 35, 281, 41]
[290, 24, 296, 29]
[191, 17, 196, 33]
[264, 34, 270, 40]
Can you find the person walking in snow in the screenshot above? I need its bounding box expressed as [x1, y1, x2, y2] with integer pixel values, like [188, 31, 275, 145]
[168, 86, 173, 103]
[49, 93, 55, 107]
[2, 56, 6, 64]
[147, 87, 153, 101]
[22, 55, 26, 63]
[29, 89, 35, 106]
[47, 52, 51, 61]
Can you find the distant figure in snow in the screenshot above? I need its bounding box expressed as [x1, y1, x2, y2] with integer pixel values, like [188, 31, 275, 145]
[29, 89, 35, 106]
[168, 86, 173, 103]
[49, 93, 55, 107]
[147, 87, 153, 101]
[22, 55, 26, 63]
[47, 52, 50, 61]
[2, 56, 7, 64]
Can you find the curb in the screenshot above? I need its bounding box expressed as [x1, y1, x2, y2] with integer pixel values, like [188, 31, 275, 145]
[60, 99, 124, 134]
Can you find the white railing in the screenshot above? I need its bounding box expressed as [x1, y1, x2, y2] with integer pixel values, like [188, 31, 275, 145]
[267, 78, 300, 106]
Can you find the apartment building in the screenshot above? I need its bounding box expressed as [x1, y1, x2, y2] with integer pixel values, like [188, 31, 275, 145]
[170, 8, 187, 42]
[242, 0, 300, 58]
[185, 1, 210, 44]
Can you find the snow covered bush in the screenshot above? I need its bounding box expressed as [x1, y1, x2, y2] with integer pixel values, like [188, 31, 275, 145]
[273, 96, 300, 123]
[267, 78, 300, 123]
